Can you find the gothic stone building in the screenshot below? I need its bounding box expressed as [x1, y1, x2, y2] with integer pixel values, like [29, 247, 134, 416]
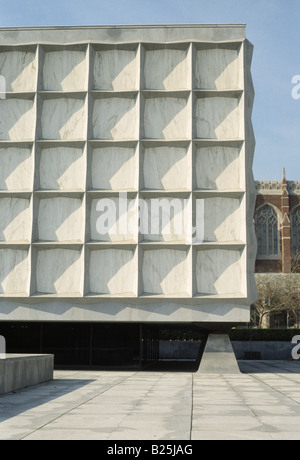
[255, 169, 300, 273]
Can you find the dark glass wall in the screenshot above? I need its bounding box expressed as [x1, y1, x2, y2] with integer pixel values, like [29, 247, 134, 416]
[0, 322, 141, 368]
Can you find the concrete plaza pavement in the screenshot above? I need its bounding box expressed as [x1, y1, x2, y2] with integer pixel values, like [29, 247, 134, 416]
[1, 361, 300, 440]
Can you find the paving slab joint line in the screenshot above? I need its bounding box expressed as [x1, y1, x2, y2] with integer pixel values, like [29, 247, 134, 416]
[107, 373, 170, 439]
[222, 374, 272, 436]
[19, 371, 140, 440]
[247, 372, 300, 408]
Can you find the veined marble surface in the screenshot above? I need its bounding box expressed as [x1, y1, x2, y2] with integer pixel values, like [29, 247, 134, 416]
[35, 248, 82, 294]
[196, 249, 244, 296]
[41, 98, 86, 140]
[91, 146, 138, 190]
[42, 50, 87, 91]
[94, 49, 138, 91]
[195, 97, 241, 140]
[0, 51, 37, 92]
[89, 248, 137, 295]
[143, 97, 190, 139]
[37, 197, 84, 242]
[203, 197, 243, 242]
[0, 198, 31, 242]
[195, 48, 242, 90]
[90, 196, 138, 242]
[196, 146, 242, 190]
[0, 99, 35, 141]
[0, 147, 33, 191]
[0, 249, 29, 295]
[39, 146, 85, 190]
[143, 146, 190, 190]
[144, 48, 190, 90]
[92, 97, 138, 140]
[142, 248, 189, 295]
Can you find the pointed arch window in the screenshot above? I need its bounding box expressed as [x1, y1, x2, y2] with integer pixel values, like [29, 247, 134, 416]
[255, 205, 279, 256]
[292, 207, 300, 254]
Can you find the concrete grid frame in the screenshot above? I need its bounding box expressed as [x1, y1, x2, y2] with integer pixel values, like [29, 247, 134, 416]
[0, 24, 257, 332]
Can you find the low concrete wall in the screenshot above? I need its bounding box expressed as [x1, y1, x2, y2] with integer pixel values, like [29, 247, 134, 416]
[0, 354, 54, 395]
[158, 340, 295, 361]
[159, 341, 201, 361]
[232, 342, 294, 360]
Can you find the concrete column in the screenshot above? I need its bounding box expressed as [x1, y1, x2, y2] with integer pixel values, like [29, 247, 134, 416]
[196, 333, 241, 374]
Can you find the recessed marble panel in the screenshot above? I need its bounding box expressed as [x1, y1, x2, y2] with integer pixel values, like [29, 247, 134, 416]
[40, 97, 86, 140]
[92, 97, 138, 140]
[35, 248, 83, 295]
[142, 145, 190, 190]
[143, 97, 190, 139]
[91, 145, 138, 190]
[195, 146, 243, 190]
[195, 248, 244, 296]
[42, 49, 88, 91]
[141, 196, 191, 243]
[0, 249, 30, 295]
[195, 47, 242, 90]
[0, 50, 37, 92]
[88, 248, 137, 295]
[89, 196, 138, 242]
[0, 147, 33, 190]
[37, 197, 84, 242]
[0, 98, 35, 141]
[195, 96, 242, 140]
[93, 48, 138, 91]
[141, 248, 190, 295]
[38, 146, 85, 190]
[143, 48, 190, 90]
[200, 197, 243, 242]
[0, 197, 31, 242]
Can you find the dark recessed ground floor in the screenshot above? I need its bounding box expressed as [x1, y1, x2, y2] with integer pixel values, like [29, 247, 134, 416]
[0, 322, 207, 370]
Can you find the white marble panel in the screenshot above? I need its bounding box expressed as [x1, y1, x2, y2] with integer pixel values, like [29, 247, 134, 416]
[37, 197, 84, 242]
[39, 147, 85, 190]
[195, 48, 241, 90]
[0, 249, 29, 294]
[92, 97, 138, 140]
[0, 99, 35, 141]
[196, 146, 242, 190]
[196, 249, 243, 295]
[88, 248, 136, 295]
[0, 147, 33, 190]
[0, 198, 31, 242]
[94, 49, 138, 90]
[41, 98, 86, 140]
[0, 51, 37, 92]
[144, 48, 190, 90]
[141, 197, 191, 243]
[142, 249, 189, 295]
[43, 50, 87, 91]
[90, 196, 138, 242]
[202, 197, 243, 242]
[35, 248, 82, 294]
[144, 97, 190, 139]
[91, 146, 138, 190]
[195, 97, 241, 139]
[143, 146, 190, 190]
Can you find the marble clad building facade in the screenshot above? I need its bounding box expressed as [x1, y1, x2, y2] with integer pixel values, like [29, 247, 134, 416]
[0, 25, 257, 363]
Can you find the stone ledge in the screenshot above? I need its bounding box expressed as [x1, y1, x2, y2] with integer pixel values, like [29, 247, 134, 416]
[0, 354, 54, 395]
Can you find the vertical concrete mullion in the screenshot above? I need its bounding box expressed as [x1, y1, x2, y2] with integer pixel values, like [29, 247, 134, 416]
[83, 43, 92, 297]
[137, 42, 143, 297]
